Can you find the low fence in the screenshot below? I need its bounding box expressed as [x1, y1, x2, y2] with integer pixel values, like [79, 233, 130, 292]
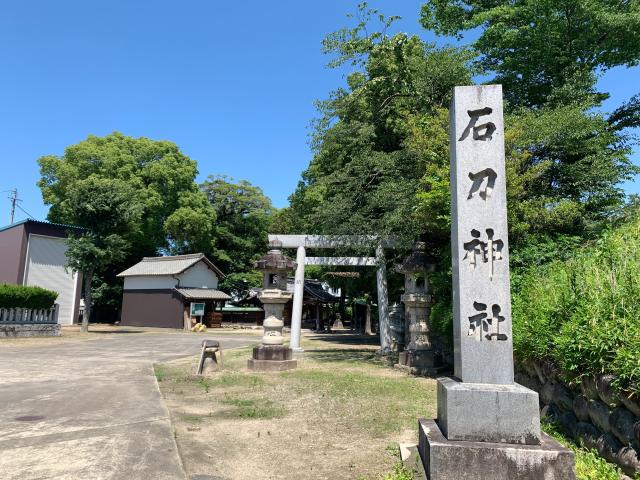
[0, 306, 58, 324]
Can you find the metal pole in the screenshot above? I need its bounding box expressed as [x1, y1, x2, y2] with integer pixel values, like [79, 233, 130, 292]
[9, 189, 17, 224]
[290, 246, 305, 352]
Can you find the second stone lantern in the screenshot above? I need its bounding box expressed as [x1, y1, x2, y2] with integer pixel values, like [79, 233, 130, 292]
[249, 241, 298, 371]
[396, 241, 440, 375]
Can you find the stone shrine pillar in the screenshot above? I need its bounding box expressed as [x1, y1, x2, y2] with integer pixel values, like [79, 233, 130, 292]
[396, 242, 439, 375]
[418, 85, 575, 479]
[248, 242, 298, 371]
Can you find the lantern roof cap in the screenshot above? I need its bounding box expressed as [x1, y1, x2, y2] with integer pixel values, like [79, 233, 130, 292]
[396, 241, 436, 273]
[254, 241, 297, 271]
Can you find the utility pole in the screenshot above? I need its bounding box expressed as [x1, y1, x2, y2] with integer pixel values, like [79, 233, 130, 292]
[9, 188, 17, 224]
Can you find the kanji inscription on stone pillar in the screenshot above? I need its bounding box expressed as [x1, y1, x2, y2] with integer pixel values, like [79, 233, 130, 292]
[450, 85, 514, 385]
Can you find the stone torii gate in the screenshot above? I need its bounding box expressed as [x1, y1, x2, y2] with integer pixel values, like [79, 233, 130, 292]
[267, 235, 395, 354]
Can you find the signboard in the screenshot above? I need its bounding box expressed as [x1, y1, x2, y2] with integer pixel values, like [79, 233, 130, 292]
[190, 302, 205, 317]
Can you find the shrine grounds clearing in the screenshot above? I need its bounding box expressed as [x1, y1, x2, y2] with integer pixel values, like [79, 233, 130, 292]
[155, 332, 437, 480]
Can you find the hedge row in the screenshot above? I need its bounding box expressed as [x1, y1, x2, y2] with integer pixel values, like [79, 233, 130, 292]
[512, 217, 640, 394]
[0, 284, 58, 309]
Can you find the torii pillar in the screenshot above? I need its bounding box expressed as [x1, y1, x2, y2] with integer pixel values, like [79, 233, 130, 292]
[376, 244, 391, 354]
[290, 246, 306, 353]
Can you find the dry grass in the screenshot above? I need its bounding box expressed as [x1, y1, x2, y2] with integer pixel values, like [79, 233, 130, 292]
[155, 332, 438, 480]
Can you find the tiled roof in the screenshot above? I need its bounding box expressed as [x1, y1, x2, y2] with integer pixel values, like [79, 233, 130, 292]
[236, 279, 339, 306]
[117, 253, 224, 278]
[286, 278, 339, 303]
[175, 288, 231, 300]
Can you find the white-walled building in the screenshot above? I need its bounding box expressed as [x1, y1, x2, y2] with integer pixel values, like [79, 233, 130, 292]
[0, 219, 82, 325]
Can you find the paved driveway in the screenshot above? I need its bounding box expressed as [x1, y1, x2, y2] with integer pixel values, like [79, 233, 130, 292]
[0, 331, 259, 480]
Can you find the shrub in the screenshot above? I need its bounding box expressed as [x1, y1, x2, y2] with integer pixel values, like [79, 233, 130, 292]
[0, 284, 58, 309]
[512, 217, 640, 393]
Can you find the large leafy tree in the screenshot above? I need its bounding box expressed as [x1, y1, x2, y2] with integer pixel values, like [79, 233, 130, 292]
[200, 176, 274, 294]
[38, 132, 203, 319]
[64, 177, 143, 332]
[421, 0, 640, 109]
[420, 0, 640, 264]
[286, 6, 473, 254]
[283, 1, 639, 337]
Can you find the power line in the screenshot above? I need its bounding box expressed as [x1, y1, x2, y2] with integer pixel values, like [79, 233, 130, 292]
[16, 203, 35, 220]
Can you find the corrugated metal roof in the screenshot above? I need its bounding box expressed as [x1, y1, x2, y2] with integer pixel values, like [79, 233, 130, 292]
[0, 219, 84, 233]
[176, 288, 231, 300]
[117, 253, 224, 278]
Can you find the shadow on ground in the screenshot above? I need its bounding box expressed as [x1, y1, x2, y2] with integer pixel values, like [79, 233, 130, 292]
[89, 329, 144, 334]
[306, 333, 380, 346]
[306, 348, 379, 363]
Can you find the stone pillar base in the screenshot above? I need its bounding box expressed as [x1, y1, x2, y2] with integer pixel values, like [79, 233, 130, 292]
[437, 376, 541, 445]
[399, 349, 441, 368]
[247, 345, 297, 372]
[396, 349, 443, 376]
[0, 324, 60, 337]
[418, 419, 575, 480]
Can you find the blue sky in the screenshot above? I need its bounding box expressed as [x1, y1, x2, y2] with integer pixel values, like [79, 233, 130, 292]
[0, 1, 638, 226]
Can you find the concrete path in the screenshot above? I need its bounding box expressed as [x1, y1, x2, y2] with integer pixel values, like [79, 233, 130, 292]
[0, 331, 259, 480]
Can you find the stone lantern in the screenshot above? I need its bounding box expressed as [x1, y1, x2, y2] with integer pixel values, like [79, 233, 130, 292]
[249, 241, 298, 371]
[396, 241, 439, 374]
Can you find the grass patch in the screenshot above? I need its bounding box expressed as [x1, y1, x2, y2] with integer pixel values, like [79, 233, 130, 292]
[357, 462, 414, 480]
[153, 364, 167, 382]
[281, 369, 435, 436]
[196, 372, 265, 392]
[307, 348, 388, 366]
[183, 414, 203, 424]
[357, 444, 415, 480]
[221, 396, 284, 419]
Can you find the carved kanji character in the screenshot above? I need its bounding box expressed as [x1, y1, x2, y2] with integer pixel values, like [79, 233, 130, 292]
[459, 107, 496, 141]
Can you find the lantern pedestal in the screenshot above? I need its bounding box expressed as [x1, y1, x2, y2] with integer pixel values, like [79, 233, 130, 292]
[247, 345, 297, 371]
[251, 242, 298, 372]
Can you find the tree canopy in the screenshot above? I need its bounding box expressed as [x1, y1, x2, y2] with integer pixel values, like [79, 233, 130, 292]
[421, 0, 640, 110]
[284, 7, 473, 254]
[39, 132, 201, 257]
[38, 132, 204, 318]
[278, 1, 638, 305]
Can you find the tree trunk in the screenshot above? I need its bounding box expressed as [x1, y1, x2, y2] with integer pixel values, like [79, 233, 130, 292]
[81, 269, 93, 333]
[364, 301, 373, 335]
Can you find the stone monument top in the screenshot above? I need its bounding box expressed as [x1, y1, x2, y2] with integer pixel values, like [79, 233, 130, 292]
[449, 84, 513, 385]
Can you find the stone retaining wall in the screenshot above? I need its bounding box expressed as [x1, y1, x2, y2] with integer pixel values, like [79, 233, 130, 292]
[0, 324, 61, 337]
[516, 360, 640, 477]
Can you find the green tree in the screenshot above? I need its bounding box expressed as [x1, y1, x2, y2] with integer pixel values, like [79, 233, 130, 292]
[289, 5, 473, 254]
[420, 0, 640, 109]
[63, 177, 143, 332]
[286, 2, 639, 344]
[419, 0, 640, 259]
[200, 175, 274, 276]
[164, 190, 217, 255]
[38, 132, 203, 319]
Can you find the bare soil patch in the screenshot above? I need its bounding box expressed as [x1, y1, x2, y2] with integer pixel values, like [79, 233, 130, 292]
[0, 324, 262, 347]
[156, 332, 437, 480]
